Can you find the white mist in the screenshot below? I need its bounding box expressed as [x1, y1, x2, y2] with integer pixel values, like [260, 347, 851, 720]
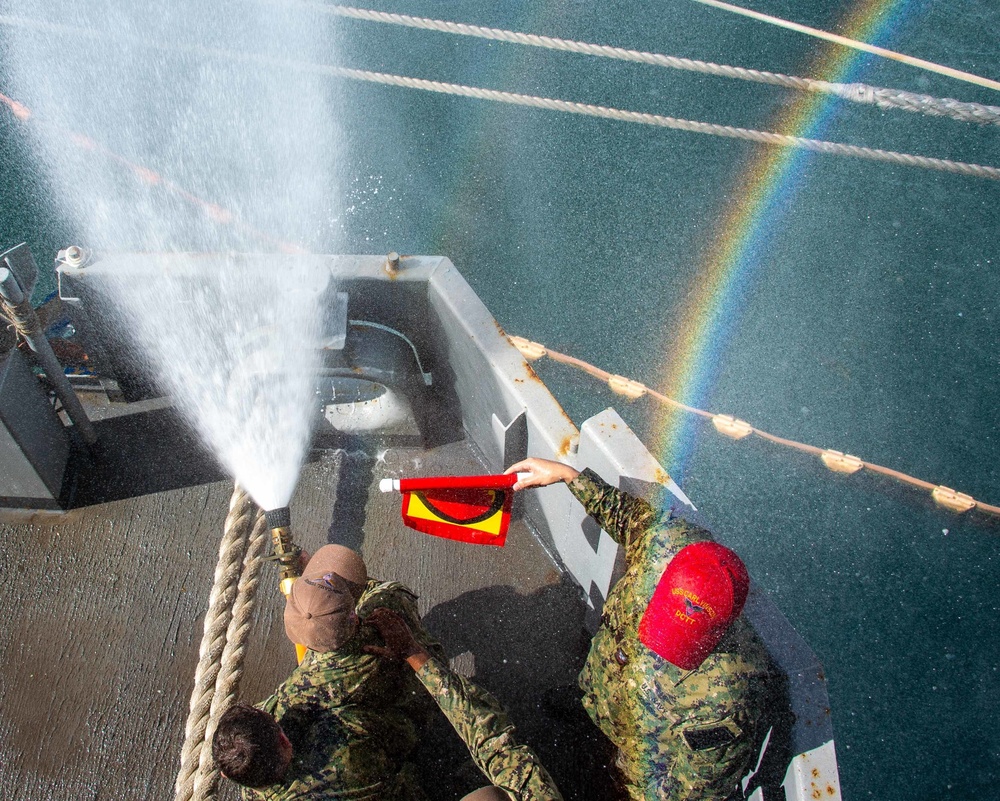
[5, 0, 343, 507]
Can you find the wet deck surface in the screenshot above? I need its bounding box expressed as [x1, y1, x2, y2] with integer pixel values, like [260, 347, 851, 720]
[0, 404, 615, 800]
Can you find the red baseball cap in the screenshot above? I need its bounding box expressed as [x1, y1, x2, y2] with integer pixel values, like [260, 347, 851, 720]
[638, 541, 750, 670]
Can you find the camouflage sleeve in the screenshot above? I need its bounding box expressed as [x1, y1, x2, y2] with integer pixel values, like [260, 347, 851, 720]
[567, 468, 665, 560]
[361, 582, 447, 662]
[267, 648, 368, 714]
[240, 779, 277, 801]
[254, 694, 279, 715]
[415, 658, 564, 801]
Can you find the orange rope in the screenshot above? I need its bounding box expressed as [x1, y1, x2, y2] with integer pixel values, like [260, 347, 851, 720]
[0, 93, 307, 254]
[512, 337, 1000, 519]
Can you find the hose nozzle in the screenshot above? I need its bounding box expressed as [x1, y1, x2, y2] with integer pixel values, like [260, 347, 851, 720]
[265, 506, 301, 596]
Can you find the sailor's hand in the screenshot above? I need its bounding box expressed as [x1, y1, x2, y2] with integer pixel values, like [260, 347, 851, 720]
[363, 608, 429, 669]
[505, 458, 580, 490]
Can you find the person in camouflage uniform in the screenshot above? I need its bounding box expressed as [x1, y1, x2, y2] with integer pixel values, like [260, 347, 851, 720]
[214, 699, 426, 800]
[213, 545, 444, 799]
[365, 607, 565, 801]
[276, 545, 447, 721]
[212, 609, 564, 800]
[507, 459, 775, 801]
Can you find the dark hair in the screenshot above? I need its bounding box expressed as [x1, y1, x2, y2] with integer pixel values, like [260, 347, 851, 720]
[212, 703, 289, 788]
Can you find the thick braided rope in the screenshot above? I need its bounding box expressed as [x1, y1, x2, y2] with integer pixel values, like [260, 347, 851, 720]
[330, 68, 1000, 181]
[863, 86, 1000, 126]
[321, 4, 1000, 127]
[174, 485, 256, 801]
[190, 506, 271, 801]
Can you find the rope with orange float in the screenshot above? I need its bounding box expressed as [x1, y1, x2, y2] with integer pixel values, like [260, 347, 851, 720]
[508, 335, 1000, 519]
[0, 91, 306, 255]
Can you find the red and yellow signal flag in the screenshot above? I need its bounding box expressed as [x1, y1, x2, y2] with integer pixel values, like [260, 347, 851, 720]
[379, 473, 523, 546]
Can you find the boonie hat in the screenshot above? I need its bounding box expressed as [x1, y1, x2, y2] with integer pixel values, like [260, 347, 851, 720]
[283, 545, 368, 652]
[638, 541, 749, 670]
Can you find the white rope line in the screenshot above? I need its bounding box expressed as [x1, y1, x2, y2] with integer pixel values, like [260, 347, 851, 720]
[688, 0, 1000, 93]
[512, 337, 1000, 518]
[5, 9, 1000, 127]
[2, 14, 999, 179]
[278, 2, 1000, 126]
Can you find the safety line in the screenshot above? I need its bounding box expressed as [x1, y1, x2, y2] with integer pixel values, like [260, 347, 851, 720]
[688, 0, 1000, 93]
[508, 336, 1000, 519]
[2, 14, 998, 180]
[288, 2, 1000, 126]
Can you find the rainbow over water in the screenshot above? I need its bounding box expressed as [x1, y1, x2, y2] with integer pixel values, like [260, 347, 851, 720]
[654, 0, 915, 478]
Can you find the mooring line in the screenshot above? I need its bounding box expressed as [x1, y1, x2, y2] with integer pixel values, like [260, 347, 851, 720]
[508, 336, 1000, 519]
[297, 2, 1000, 126]
[2, 14, 999, 179]
[328, 68, 1000, 181]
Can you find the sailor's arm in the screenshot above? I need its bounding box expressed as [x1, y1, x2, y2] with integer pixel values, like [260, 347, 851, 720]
[359, 581, 447, 662]
[506, 458, 660, 554]
[506, 458, 580, 489]
[365, 608, 564, 801]
[414, 658, 563, 801]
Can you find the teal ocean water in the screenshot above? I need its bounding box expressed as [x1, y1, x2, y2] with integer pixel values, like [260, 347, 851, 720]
[2, 1, 998, 798]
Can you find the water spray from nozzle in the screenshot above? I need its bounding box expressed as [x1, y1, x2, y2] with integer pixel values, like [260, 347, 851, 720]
[264, 505, 301, 596]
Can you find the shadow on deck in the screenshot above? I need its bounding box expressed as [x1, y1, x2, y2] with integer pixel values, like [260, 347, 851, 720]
[69, 407, 227, 506]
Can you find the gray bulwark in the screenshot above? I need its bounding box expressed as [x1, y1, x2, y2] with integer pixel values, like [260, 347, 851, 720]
[0, 348, 71, 507]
